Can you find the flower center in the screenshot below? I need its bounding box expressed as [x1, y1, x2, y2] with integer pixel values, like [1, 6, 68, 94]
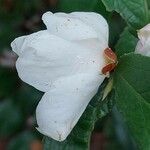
[101, 48, 117, 76]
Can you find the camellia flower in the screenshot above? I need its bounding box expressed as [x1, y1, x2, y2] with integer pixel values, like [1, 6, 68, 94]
[11, 12, 109, 141]
[135, 23, 150, 56]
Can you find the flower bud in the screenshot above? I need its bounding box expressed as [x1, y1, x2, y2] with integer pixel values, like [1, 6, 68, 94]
[135, 24, 150, 56]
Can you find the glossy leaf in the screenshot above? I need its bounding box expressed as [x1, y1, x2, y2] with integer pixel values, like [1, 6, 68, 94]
[115, 28, 138, 57]
[102, 0, 149, 29]
[114, 53, 150, 150]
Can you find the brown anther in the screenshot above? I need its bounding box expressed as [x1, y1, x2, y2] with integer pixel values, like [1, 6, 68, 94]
[101, 48, 117, 75]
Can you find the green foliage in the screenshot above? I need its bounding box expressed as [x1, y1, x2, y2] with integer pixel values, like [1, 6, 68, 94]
[102, 0, 149, 29]
[147, 0, 150, 21]
[57, 0, 108, 17]
[0, 68, 18, 97]
[102, 1, 150, 148]
[114, 54, 150, 150]
[148, 0, 150, 8]
[13, 85, 43, 117]
[0, 100, 23, 138]
[108, 13, 126, 48]
[0, 0, 42, 51]
[115, 28, 138, 57]
[111, 108, 138, 150]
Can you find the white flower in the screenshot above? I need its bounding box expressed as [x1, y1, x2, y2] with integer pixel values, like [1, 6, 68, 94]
[11, 12, 109, 141]
[135, 23, 150, 56]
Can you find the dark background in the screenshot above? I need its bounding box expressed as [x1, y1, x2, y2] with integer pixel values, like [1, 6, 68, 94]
[0, 0, 137, 149]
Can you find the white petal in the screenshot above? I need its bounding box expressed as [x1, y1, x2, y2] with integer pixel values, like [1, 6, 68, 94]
[70, 12, 109, 43]
[11, 12, 109, 141]
[36, 73, 104, 141]
[11, 30, 49, 56]
[15, 30, 106, 92]
[42, 12, 98, 41]
[73, 38, 107, 52]
[11, 35, 26, 55]
[135, 23, 150, 56]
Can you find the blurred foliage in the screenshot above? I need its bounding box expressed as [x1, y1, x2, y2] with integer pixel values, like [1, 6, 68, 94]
[0, 68, 18, 97]
[0, 100, 23, 138]
[0, 0, 143, 150]
[7, 131, 42, 150]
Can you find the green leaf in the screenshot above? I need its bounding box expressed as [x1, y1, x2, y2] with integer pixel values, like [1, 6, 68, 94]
[0, 100, 23, 138]
[111, 108, 138, 149]
[108, 13, 126, 48]
[115, 27, 138, 57]
[43, 79, 114, 150]
[57, 0, 109, 17]
[114, 53, 150, 150]
[148, 0, 150, 8]
[147, 0, 150, 21]
[102, 0, 149, 29]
